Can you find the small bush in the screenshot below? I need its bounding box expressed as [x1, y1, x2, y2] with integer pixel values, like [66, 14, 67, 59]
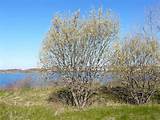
[48, 87, 98, 107]
[152, 90, 160, 104]
[100, 86, 136, 104]
[48, 88, 75, 106]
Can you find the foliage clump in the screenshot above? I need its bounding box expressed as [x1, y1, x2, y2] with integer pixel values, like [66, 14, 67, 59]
[40, 8, 119, 108]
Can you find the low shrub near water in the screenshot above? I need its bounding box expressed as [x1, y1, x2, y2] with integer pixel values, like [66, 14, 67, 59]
[48, 87, 98, 107]
[48, 85, 160, 107]
[152, 90, 160, 104]
[99, 85, 160, 105]
[48, 87, 75, 106]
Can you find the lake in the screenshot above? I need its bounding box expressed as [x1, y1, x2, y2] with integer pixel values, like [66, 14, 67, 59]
[0, 71, 112, 88]
[0, 72, 61, 88]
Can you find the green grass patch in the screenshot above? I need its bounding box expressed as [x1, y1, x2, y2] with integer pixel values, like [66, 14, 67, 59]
[0, 103, 55, 120]
[56, 105, 160, 120]
[0, 88, 160, 120]
[0, 104, 160, 120]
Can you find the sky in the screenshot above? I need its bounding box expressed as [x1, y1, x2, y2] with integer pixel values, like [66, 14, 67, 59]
[0, 0, 158, 69]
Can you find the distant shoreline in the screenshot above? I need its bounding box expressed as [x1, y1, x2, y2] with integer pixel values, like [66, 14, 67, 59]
[0, 68, 42, 74]
[0, 67, 108, 74]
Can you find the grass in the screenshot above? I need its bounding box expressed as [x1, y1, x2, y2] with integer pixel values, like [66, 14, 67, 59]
[0, 88, 53, 106]
[0, 88, 160, 120]
[0, 104, 160, 120]
[61, 105, 160, 120]
[0, 104, 55, 120]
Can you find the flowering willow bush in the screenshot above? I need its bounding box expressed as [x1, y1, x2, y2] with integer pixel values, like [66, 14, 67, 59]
[40, 8, 119, 108]
[111, 34, 160, 104]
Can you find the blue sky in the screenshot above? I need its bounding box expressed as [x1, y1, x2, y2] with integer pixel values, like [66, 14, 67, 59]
[0, 0, 158, 69]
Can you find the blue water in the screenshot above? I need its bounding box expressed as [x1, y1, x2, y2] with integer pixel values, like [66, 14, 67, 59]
[0, 72, 62, 88]
[0, 72, 112, 88]
[0, 72, 37, 88]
